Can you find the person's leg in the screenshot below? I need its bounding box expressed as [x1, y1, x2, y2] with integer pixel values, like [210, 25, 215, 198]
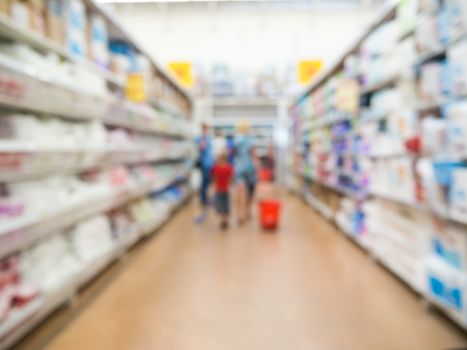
[195, 167, 211, 224]
[236, 180, 247, 225]
[246, 179, 256, 221]
[221, 192, 230, 229]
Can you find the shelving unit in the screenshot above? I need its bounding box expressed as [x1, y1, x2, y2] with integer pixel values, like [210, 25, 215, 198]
[0, 1, 195, 348]
[289, 0, 467, 330]
[0, 188, 192, 350]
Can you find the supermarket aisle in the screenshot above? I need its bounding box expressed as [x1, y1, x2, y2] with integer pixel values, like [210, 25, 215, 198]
[41, 194, 466, 350]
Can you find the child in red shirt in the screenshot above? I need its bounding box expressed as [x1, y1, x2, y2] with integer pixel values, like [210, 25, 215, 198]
[211, 152, 234, 229]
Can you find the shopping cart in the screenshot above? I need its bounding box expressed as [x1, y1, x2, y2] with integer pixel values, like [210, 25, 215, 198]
[258, 199, 281, 230]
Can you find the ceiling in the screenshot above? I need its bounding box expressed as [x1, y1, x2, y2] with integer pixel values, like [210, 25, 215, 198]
[98, 0, 386, 10]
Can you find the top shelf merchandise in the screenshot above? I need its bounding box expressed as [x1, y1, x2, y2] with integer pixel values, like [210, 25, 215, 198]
[290, 0, 467, 330]
[0, 0, 192, 120]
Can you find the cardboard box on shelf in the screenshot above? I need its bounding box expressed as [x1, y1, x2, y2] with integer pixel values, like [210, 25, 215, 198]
[8, 0, 46, 35]
[86, 13, 109, 68]
[9, 0, 30, 28]
[64, 0, 87, 58]
[29, 0, 45, 35]
[45, 0, 65, 44]
[0, 1, 9, 15]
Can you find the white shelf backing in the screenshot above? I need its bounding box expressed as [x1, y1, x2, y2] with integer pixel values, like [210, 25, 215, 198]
[0, 190, 193, 350]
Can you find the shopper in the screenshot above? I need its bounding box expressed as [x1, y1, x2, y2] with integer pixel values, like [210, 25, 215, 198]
[211, 151, 234, 230]
[261, 144, 275, 181]
[234, 121, 258, 225]
[194, 123, 214, 224]
[226, 134, 236, 165]
[213, 129, 227, 160]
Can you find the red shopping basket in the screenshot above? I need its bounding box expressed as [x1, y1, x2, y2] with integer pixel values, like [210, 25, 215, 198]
[259, 199, 281, 230]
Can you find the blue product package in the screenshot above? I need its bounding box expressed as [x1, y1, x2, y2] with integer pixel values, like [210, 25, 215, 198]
[441, 60, 452, 97]
[109, 40, 138, 72]
[432, 160, 464, 186]
[66, 0, 87, 58]
[437, 7, 451, 45]
[433, 237, 463, 270]
[428, 273, 463, 311]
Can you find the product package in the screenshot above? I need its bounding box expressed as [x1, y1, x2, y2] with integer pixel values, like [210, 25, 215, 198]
[9, 0, 30, 29]
[364, 199, 431, 293]
[443, 100, 467, 155]
[449, 167, 467, 222]
[65, 0, 87, 59]
[87, 13, 109, 68]
[45, 0, 65, 44]
[431, 219, 467, 271]
[426, 256, 467, 327]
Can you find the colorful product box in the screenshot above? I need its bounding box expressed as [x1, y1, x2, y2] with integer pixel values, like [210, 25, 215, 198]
[65, 0, 87, 59]
[29, 0, 45, 35]
[87, 14, 109, 68]
[45, 0, 65, 44]
[9, 0, 30, 28]
[426, 257, 467, 327]
[432, 221, 467, 271]
[0, 1, 9, 15]
[450, 167, 467, 222]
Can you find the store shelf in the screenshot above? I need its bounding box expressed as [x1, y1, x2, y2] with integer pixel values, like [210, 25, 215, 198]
[416, 99, 445, 112]
[0, 13, 124, 88]
[0, 281, 75, 350]
[303, 192, 334, 220]
[103, 105, 190, 138]
[0, 188, 192, 350]
[369, 189, 423, 209]
[399, 27, 415, 42]
[212, 96, 277, 107]
[310, 112, 358, 130]
[414, 33, 467, 67]
[0, 143, 191, 182]
[0, 54, 109, 121]
[0, 298, 45, 346]
[0, 168, 192, 260]
[83, 0, 189, 98]
[152, 100, 189, 120]
[296, 3, 396, 100]
[289, 0, 467, 332]
[361, 75, 398, 95]
[301, 172, 367, 200]
[415, 47, 447, 66]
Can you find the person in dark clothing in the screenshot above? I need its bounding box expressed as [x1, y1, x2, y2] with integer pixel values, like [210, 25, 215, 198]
[194, 123, 214, 224]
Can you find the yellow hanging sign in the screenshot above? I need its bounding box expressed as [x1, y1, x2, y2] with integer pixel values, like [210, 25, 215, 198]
[168, 62, 194, 88]
[125, 73, 146, 102]
[298, 60, 323, 85]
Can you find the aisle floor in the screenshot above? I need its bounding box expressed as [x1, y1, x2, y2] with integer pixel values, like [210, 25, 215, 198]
[42, 193, 466, 350]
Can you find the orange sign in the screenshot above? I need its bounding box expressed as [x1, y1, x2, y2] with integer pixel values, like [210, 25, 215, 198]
[298, 60, 323, 85]
[168, 62, 194, 88]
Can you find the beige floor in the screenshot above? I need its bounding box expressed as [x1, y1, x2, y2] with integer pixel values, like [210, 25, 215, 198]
[41, 193, 466, 350]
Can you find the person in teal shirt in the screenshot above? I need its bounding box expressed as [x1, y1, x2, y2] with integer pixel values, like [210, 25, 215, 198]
[234, 122, 257, 224]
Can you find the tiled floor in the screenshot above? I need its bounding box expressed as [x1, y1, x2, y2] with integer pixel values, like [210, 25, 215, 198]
[38, 194, 467, 350]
